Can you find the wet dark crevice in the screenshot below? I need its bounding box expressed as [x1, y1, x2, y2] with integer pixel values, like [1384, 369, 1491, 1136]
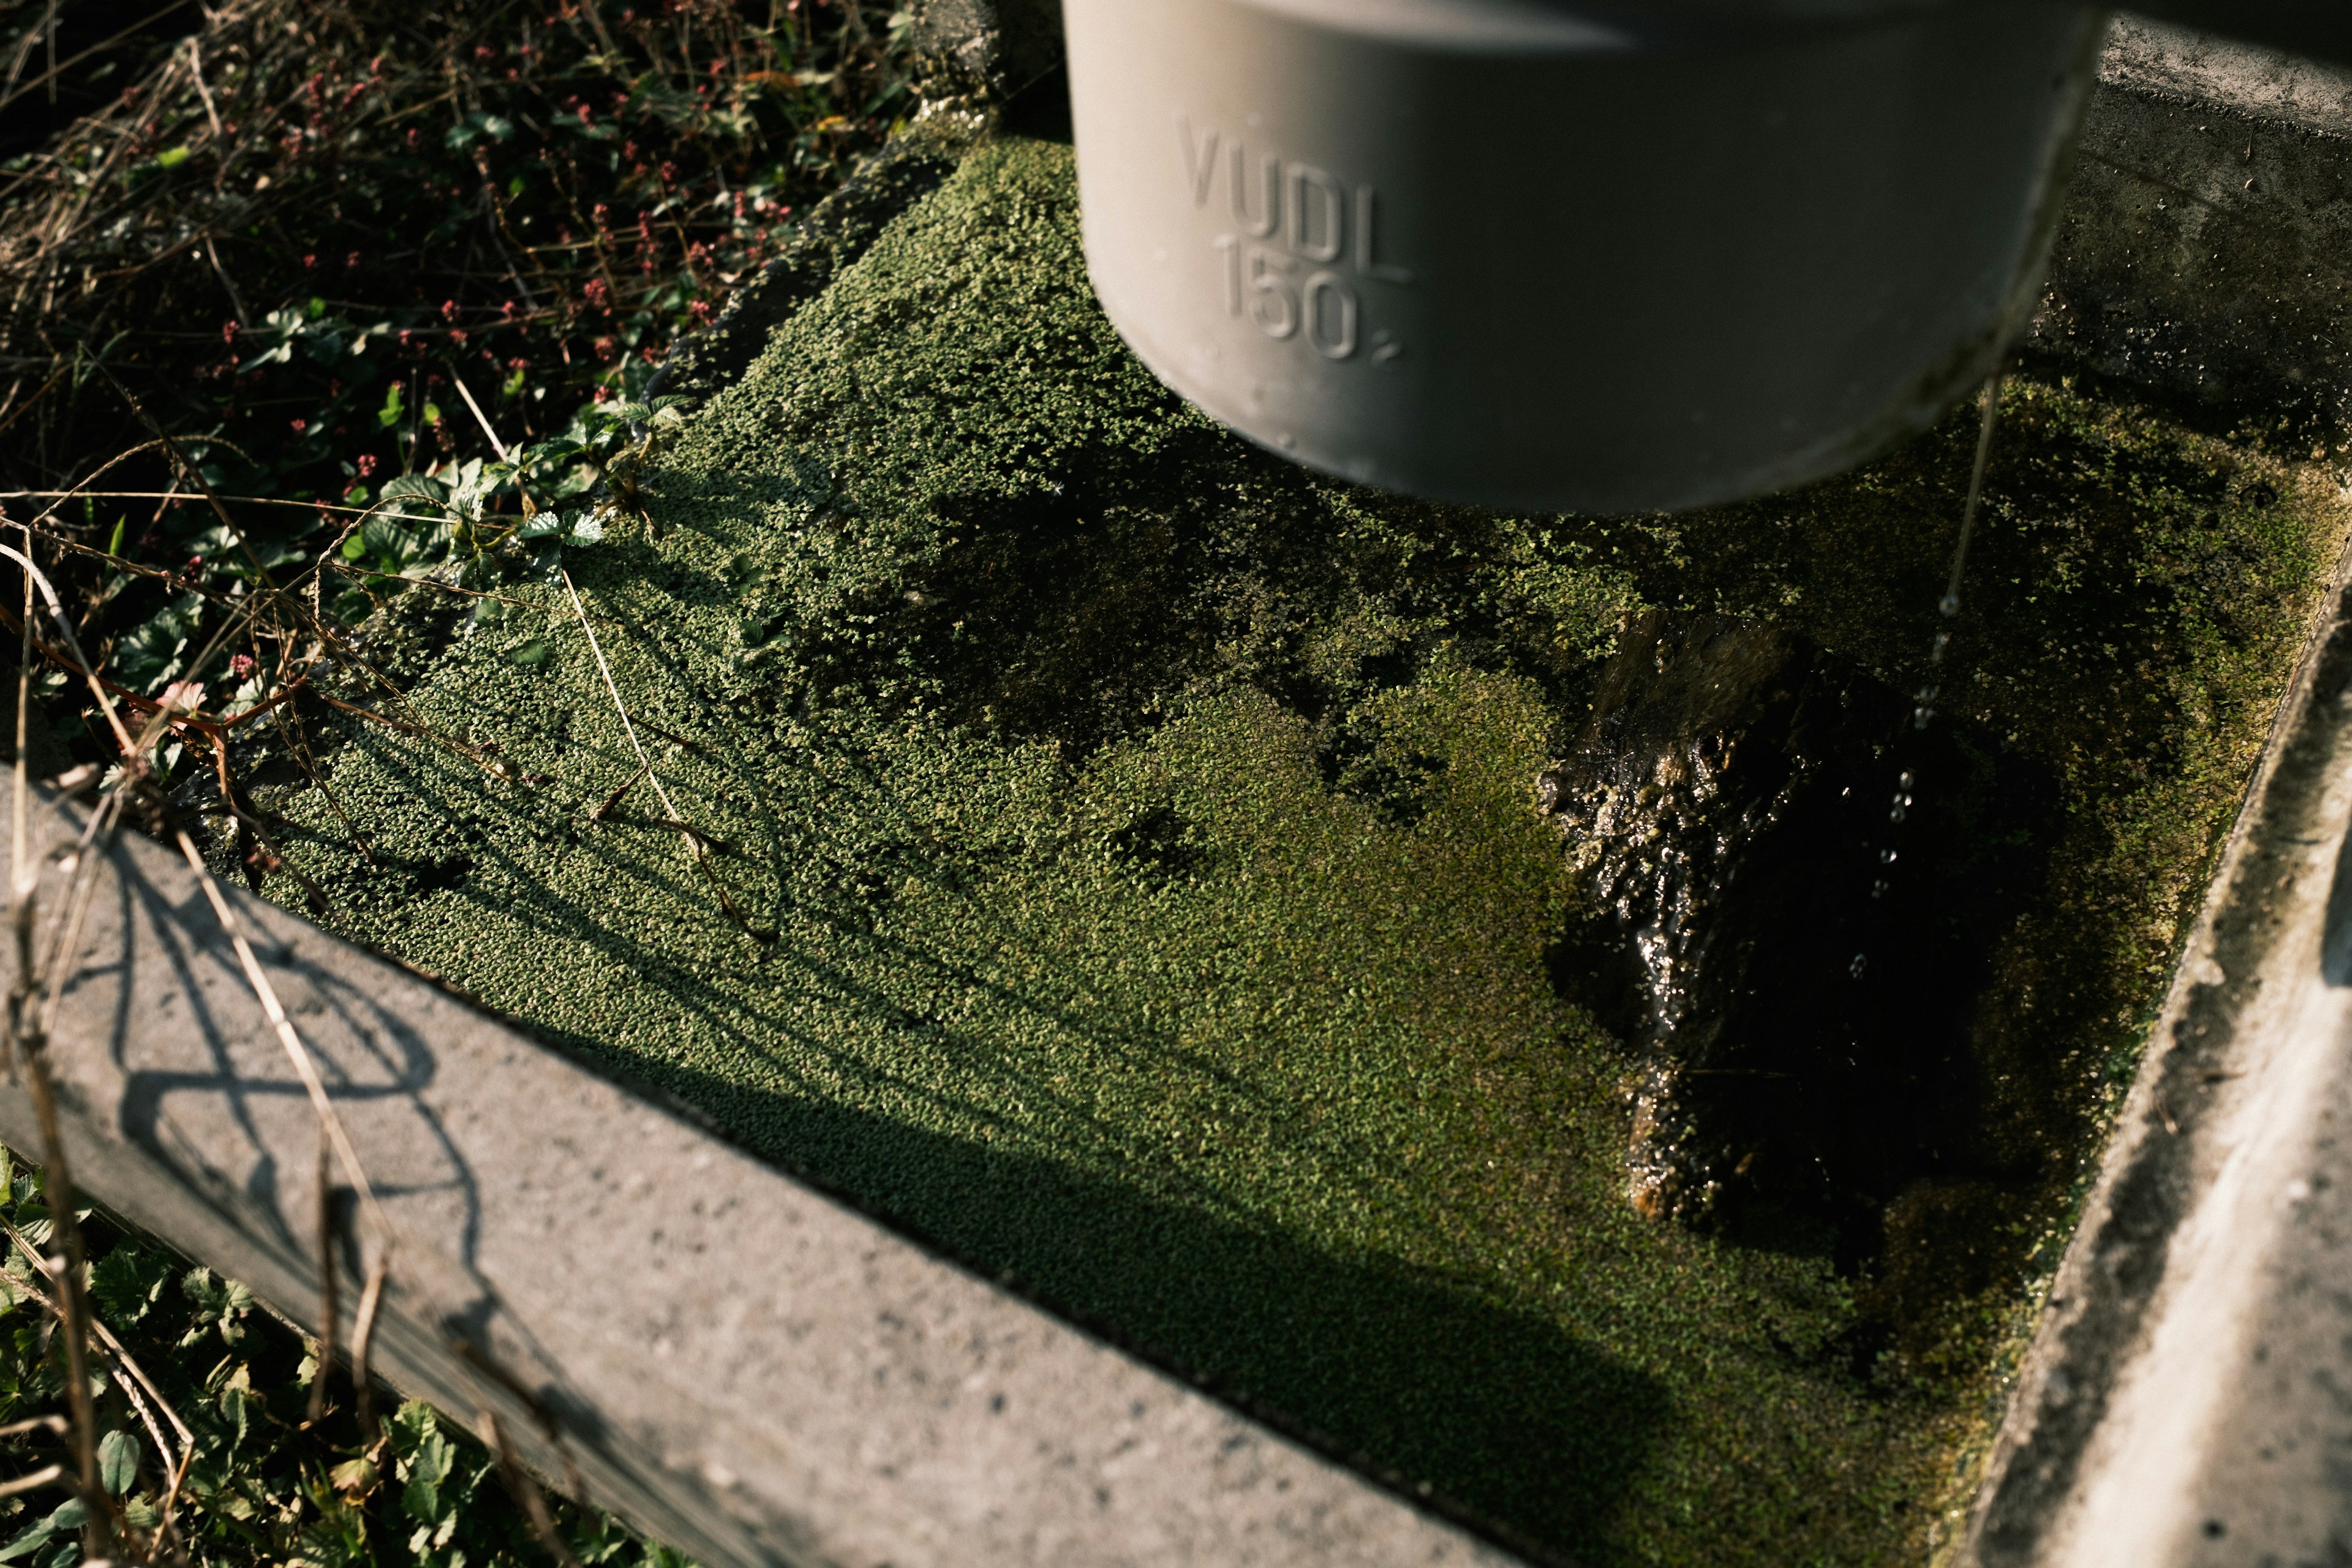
[1539, 610, 2060, 1293]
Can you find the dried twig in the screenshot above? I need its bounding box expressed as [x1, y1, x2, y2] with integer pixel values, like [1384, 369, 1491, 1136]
[0, 1465, 62, 1498]
[0, 1216, 194, 1559]
[481, 1409, 584, 1568]
[590, 761, 646, 821]
[349, 1253, 388, 1446]
[562, 568, 770, 940]
[1, 533, 111, 1558]
[306, 1133, 341, 1425]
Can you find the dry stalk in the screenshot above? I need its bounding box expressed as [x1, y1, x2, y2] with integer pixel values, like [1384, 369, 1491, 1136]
[171, 831, 388, 1236]
[451, 375, 510, 462]
[307, 1133, 341, 1426]
[589, 761, 646, 822]
[1, 1216, 196, 1561]
[349, 1253, 388, 1446]
[1, 534, 113, 1558]
[481, 1409, 585, 1568]
[561, 568, 771, 940]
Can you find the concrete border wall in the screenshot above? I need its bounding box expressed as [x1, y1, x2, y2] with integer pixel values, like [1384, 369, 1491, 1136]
[1964, 19, 2352, 1566]
[0, 791, 1515, 1568]
[2030, 16, 2352, 428]
[1959, 449, 2352, 1568]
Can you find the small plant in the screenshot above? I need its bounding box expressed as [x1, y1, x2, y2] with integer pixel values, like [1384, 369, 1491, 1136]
[0, 1153, 690, 1568]
[0, 0, 910, 775]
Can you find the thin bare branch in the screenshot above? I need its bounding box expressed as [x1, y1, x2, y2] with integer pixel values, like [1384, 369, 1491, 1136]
[172, 831, 387, 1240]
[349, 1253, 388, 1447]
[561, 568, 771, 940]
[0, 1464, 63, 1498]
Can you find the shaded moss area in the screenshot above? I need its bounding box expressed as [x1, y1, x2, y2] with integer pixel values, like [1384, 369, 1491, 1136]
[261, 137, 2345, 1564]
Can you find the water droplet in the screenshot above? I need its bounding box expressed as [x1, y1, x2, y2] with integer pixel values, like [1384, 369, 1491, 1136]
[1939, 592, 1961, 618]
[1889, 804, 1907, 823]
[1871, 878, 1890, 899]
[1849, 953, 1868, 980]
[1880, 848, 1899, 865]
[1898, 771, 1915, 790]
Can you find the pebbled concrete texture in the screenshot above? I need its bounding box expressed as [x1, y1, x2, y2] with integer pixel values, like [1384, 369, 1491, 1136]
[0, 785, 1518, 1568]
[2032, 17, 2352, 428]
[1960, 19, 2352, 1567]
[1962, 515, 2352, 1567]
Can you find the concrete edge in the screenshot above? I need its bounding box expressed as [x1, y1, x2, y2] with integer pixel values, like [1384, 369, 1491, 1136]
[1958, 478, 2352, 1561]
[2105, 14, 2352, 138]
[0, 792, 1524, 1568]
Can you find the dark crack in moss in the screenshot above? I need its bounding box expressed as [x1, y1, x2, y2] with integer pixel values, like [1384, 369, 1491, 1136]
[257, 136, 2348, 1566]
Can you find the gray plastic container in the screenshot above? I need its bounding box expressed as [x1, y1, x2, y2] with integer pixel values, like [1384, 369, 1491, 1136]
[1063, 0, 2107, 514]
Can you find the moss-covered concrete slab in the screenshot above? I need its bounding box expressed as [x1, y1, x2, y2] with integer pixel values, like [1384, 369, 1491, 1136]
[262, 134, 2350, 1564]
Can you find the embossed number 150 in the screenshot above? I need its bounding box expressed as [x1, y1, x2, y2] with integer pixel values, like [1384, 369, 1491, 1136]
[1215, 236, 1359, 360]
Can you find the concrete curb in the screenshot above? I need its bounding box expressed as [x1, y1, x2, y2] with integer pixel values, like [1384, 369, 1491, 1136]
[1968, 26, 2352, 1562]
[0, 791, 1517, 1568]
[2030, 16, 2352, 428]
[1961, 477, 2352, 1568]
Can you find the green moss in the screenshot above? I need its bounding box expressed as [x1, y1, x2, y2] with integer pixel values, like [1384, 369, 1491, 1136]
[263, 137, 2346, 1564]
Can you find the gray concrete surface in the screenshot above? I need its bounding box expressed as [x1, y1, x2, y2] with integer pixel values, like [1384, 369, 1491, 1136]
[2030, 17, 2352, 427]
[1962, 496, 2352, 1568]
[904, 0, 1061, 99]
[1963, 24, 2352, 1565]
[0, 790, 1516, 1568]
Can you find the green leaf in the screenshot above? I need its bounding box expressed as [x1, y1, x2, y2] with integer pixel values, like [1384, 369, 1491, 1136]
[359, 519, 426, 570]
[90, 1244, 172, 1326]
[393, 1403, 458, 1529]
[153, 145, 191, 170]
[377, 473, 449, 507]
[377, 382, 407, 429]
[97, 1430, 137, 1496]
[0, 1498, 83, 1562]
